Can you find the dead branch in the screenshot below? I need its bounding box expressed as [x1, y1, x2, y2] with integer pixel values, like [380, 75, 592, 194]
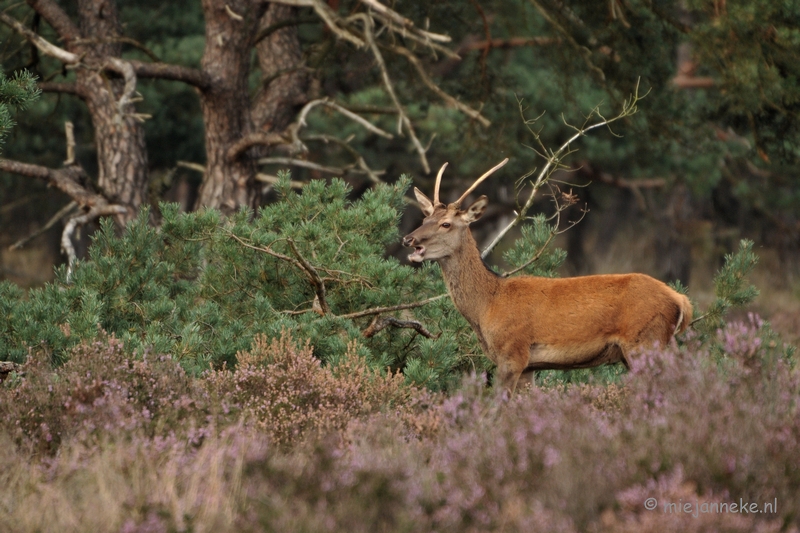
[302, 134, 386, 184]
[0, 159, 96, 207]
[283, 97, 394, 159]
[64, 121, 76, 165]
[386, 43, 491, 128]
[37, 82, 83, 96]
[176, 161, 206, 174]
[106, 58, 151, 123]
[0, 11, 80, 64]
[501, 185, 587, 277]
[254, 173, 306, 189]
[267, 0, 488, 175]
[257, 157, 345, 175]
[226, 132, 288, 161]
[10, 201, 77, 251]
[354, 13, 430, 173]
[62, 204, 128, 281]
[363, 316, 440, 339]
[127, 60, 212, 90]
[482, 82, 645, 258]
[287, 238, 331, 314]
[293, 98, 393, 141]
[338, 294, 448, 320]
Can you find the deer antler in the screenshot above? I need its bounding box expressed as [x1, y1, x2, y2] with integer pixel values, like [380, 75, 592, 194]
[433, 162, 448, 206]
[454, 158, 509, 206]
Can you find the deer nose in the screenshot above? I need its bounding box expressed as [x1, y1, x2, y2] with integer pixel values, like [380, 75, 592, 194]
[402, 235, 415, 247]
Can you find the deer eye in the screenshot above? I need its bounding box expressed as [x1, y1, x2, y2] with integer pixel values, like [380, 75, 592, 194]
[441, 222, 451, 228]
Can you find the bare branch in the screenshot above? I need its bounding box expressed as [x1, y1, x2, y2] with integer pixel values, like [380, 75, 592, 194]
[482, 81, 645, 258]
[257, 157, 345, 175]
[294, 98, 393, 139]
[255, 173, 306, 188]
[287, 238, 330, 314]
[319, 100, 394, 139]
[226, 132, 287, 162]
[10, 201, 77, 251]
[0, 11, 79, 64]
[37, 82, 83, 96]
[63, 121, 76, 165]
[352, 13, 430, 172]
[128, 60, 211, 90]
[501, 185, 587, 277]
[337, 294, 448, 320]
[387, 43, 491, 128]
[362, 316, 440, 339]
[302, 134, 387, 184]
[224, 4, 245, 21]
[275, 0, 366, 47]
[106, 58, 151, 123]
[177, 160, 206, 174]
[62, 204, 128, 281]
[0, 159, 96, 207]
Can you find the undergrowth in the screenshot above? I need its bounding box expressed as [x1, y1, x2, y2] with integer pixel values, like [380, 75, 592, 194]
[1, 316, 797, 532]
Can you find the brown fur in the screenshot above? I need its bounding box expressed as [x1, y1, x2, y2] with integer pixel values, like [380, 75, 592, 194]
[404, 187, 692, 393]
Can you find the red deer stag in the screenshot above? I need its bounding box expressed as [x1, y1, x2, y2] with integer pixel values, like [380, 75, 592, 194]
[403, 159, 692, 393]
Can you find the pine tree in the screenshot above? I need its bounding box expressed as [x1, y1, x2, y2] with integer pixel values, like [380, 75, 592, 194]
[0, 70, 40, 153]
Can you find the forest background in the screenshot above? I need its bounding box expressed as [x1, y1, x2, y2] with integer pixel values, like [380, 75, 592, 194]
[1, 1, 800, 531]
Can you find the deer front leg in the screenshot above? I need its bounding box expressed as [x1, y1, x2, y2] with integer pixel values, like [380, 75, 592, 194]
[495, 357, 527, 395]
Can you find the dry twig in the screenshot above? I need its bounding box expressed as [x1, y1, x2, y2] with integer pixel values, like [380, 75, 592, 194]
[363, 316, 440, 339]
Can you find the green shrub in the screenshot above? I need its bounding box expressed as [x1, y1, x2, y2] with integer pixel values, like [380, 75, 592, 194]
[0, 173, 489, 389]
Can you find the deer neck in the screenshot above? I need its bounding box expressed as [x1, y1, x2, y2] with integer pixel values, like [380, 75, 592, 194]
[436, 231, 501, 327]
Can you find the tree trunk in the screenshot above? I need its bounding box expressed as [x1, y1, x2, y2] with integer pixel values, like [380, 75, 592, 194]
[195, 0, 268, 213]
[76, 0, 149, 224]
[251, 4, 310, 136]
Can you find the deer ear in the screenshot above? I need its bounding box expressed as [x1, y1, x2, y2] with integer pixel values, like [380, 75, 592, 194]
[414, 187, 435, 217]
[462, 195, 488, 223]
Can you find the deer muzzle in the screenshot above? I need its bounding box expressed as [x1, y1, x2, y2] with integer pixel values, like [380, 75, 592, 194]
[403, 234, 426, 263]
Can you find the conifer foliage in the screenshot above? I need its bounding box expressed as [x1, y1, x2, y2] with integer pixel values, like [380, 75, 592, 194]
[0, 173, 496, 389]
[0, 70, 39, 152]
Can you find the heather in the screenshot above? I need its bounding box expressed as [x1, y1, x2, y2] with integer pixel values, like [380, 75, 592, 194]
[1, 316, 798, 532]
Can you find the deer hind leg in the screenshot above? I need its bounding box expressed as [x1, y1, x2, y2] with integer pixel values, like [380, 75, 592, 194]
[517, 368, 536, 391]
[494, 345, 530, 394]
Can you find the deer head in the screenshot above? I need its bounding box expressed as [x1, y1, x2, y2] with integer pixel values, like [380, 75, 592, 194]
[403, 159, 508, 262]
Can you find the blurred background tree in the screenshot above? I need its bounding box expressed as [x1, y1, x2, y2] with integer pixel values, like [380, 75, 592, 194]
[1, 0, 798, 307]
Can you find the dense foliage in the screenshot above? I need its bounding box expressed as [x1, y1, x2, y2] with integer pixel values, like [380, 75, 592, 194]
[0, 316, 796, 532]
[0, 170, 766, 391]
[3, 173, 563, 389]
